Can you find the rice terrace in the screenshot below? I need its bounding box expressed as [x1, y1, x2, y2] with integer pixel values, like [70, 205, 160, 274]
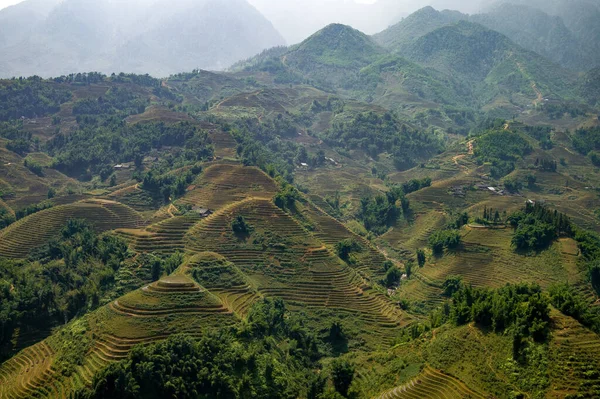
[1, 0, 600, 398]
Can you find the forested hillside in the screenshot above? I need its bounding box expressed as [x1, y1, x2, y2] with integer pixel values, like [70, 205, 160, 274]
[1, 3, 600, 399]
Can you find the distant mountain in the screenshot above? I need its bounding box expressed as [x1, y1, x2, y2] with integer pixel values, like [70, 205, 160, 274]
[0, 0, 285, 78]
[402, 21, 577, 101]
[472, 3, 598, 71]
[373, 6, 463, 52]
[282, 24, 386, 86]
[375, 4, 600, 72]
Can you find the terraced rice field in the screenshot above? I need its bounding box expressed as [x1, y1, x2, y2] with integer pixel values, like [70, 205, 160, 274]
[179, 163, 278, 211]
[209, 131, 237, 158]
[419, 227, 570, 289]
[304, 202, 388, 280]
[0, 341, 59, 399]
[185, 198, 410, 342]
[116, 213, 202, 254]
[182, 253, 262, 317]
[108, 184, 159, 211]
[381, 210, 448, 252]
[0, 272, 237, 399]
[548, 310, 600, 398]
[0, 199, 143, 258]
[376, 366, 485, 399]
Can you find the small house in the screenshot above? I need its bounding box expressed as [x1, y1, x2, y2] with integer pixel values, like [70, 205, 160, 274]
[192, 207, 212, 218]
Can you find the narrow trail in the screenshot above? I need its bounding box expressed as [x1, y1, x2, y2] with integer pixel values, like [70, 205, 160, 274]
[514, 56, 543, 106]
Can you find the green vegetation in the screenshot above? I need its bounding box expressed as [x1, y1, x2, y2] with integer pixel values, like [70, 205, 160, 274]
[231, 215, 253, 235]
[1, 8, 600, 398]
[473, 130, 532, 178]
[449, 284, 550, 356]
[0, 220, 129, 353]
[76, 299, 323, 399]
[323, 111, 442, 171]
[428, 229, 462, 255]
[50, 121, 212, 179]
[357, 187, 407, 235]
[508, 203, 572, 251]
[0, 77, 71, 121]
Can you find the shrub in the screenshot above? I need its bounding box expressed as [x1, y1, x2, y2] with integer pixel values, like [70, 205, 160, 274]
[231, 215, 252, 235]
[335, 239, 362, 262]
[24, 159, 43, 176]
[428, 230, 461, 254]
[384, 266, 402, 288]
[330, 359, 355, 397]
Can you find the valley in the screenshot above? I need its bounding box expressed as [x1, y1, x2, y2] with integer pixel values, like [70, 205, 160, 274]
[0, 1, 600, 398]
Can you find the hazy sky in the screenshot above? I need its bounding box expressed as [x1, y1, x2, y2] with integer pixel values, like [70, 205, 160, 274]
[0, 0, 493, 44]
[0, 0, 20, 9]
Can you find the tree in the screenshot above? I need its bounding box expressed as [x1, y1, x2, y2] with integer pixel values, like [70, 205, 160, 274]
[526, 174, 537, 188]
[330, 359, 355, 397]
[47, 188, 56, 199]
[335, 239, 361, 262]
[231, 215, 252, 235]
[416, 249, 426, 267]
[384, 266, 402, 288]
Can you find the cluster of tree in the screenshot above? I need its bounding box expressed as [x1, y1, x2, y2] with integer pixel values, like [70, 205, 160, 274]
[146, 252, 184, 282]
[274, 184, 301, 211]
[572, 126, 600, 156]
[503, 177, 523, 193]
[52, 72, 162, 88]
[23, 158, 43, 176]
[480, 206, 503, 224]
[428, 229, 462, 254]
[508, 202, 572, 251]
[310, 98, 345, 114]
[295, 146, 326, 168]
[141, 164, 202, 204]
[15, 200, 53, 220]
[382, 261, 402, 288]
[229, 119, 298, 183]
[0, 220, 130, 355]
[72, 87, 147, 116]
[549, 284, 600, 334]
[473, 130, 532, 178]
[75, 299, 355, 399]
[335, 239, 362, 263]
[48, 121, 212, 179]
[448, 283, 550, 360]
[523, 126, 553, 149]
[399, 178, 432, 194]
[357, 187, 408, 235]
[0, 207, 15, 229]
[231, 215, 253, 235]
[323, 111, 442, 171]
[0, 76, 72, 121]
[573, 229, 600, 297]
[541, 102, 587, 120]
[0, 200, 54, 230]
[534, 158, 558, 172]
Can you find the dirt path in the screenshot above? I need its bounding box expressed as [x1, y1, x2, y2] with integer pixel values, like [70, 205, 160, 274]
[514, 57, 543, 106]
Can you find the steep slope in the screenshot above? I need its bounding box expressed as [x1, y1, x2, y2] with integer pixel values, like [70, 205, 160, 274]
[282, 24, 387, 87]
[471, 3, 595, 71]
[402, 21, 577, 103]
[373, 6, 464, 52]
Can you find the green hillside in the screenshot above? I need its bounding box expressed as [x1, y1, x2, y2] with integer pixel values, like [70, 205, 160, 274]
[1, 7, 600, 399]
[403, 21, 577, 105]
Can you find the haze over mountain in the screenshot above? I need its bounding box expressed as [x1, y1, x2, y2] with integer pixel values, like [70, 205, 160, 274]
[0, 0, 285, 78]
